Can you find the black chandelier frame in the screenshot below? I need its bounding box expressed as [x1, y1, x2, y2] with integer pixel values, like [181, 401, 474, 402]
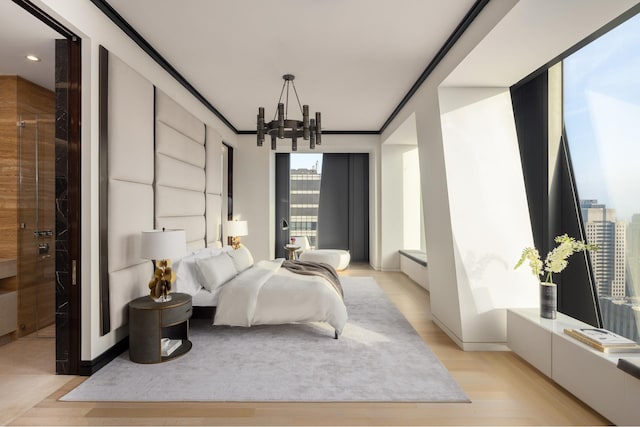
[257, 74, 321, 151]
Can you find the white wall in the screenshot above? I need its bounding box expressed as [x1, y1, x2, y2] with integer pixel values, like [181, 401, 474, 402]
[403, 148, 423, 251]
[35, 0, 237, 360]
[232, 135, 274, 263]
[380, 145, 405, 270]
[380, 144, 423, 271]
[233, 134, 381, 267]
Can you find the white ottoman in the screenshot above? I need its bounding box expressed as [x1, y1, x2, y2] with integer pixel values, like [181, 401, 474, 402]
[299, 249, 350, 271]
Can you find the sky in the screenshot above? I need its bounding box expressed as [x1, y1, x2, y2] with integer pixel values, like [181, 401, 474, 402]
[290, 153, 323, 172]
[564, 11, 640, 222]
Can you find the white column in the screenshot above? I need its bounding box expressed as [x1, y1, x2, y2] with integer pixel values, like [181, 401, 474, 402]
[437, 87, 538, 348]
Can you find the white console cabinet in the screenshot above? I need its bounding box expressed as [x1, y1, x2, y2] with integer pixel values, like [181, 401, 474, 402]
[399, 250, 428, 291]
[0, 291, 17, 337]
[0, 258, 17, 340]
[508, 308, 640, 426]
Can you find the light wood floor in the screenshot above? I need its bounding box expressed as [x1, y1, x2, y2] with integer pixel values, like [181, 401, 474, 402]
[0, 264, 609, 426]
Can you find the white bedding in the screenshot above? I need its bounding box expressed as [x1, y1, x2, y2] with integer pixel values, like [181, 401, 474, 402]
[191, 288, 218, 307]
[213, 259, 348, 335]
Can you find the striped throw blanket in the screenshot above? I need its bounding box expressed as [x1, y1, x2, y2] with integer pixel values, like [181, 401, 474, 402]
[281, 260, 344, 300]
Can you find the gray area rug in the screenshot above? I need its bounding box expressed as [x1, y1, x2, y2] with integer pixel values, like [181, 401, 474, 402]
[62, 277, 469, 402]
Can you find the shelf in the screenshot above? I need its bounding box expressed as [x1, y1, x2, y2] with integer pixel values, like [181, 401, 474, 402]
[0, 290, 17, 336]
[0, 258, 17, 280]
[161, 340, 192, 362]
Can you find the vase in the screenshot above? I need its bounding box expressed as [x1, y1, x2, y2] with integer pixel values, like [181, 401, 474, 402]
[540, 282, 557, 319]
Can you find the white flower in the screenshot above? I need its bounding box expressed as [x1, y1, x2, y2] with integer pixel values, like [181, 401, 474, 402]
[514, 234, 598, 284]
[514, 247, 543, 277]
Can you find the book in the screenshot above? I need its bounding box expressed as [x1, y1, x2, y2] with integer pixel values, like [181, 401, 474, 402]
[161, 338, 182, 357]
[564, 328, 640, 353]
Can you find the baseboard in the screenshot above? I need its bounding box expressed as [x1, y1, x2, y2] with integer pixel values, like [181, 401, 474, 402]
[79, 337, 128, 376]
[460, 341, 510, 351]
[432, 315, 464, 349]
[432, 315, 509, 351]
[0, 333, 12, 347]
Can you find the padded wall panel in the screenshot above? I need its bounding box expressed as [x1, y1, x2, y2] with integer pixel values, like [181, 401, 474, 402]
[205, 125, 223, 248]
[155, 216, 206, 245]
[206, 194, 222, 245]
[156, 121, 205, 167]
[108, 262, 151, 330]
[108, 56, 154, 184]
[108, 179, 154, 272]
[205, 125, 223, 194]
[156, 90, 205, 144]
[156, 186, 205, 217]
[155, 89, 210, 253]
[102, 51, 155, 334]
[155, 153, 205, 192]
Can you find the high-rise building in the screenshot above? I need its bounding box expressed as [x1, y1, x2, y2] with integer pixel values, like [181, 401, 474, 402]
[290, 166, 321, 249]
[581, 200, 626, 297]
[599, 297, 640, 343]
[628, 214, 640, 296]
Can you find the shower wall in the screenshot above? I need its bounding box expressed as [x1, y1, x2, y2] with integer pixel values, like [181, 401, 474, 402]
[0, 76, 55, 338]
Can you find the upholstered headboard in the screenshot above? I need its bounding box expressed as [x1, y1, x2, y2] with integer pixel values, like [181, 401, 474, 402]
[154, 90, 223, 249]
[154, 90, 206, 251]
[101, 48, 224, 334]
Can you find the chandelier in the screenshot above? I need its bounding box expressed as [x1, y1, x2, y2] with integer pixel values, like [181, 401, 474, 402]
[257, 74, 321, 151]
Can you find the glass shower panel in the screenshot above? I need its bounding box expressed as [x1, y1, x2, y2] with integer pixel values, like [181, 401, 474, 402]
[18, 114, 55, 337]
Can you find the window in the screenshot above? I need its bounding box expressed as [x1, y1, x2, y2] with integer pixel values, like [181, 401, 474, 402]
[564, 13, 640, 342]
[289, 153, 323, 249]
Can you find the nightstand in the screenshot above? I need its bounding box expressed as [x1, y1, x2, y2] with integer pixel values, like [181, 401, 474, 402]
[284, 244, 300, 260]
[129, 292, 192, 363]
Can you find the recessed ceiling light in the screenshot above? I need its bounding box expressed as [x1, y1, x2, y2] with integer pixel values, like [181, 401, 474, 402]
[26, 55, 40, 62]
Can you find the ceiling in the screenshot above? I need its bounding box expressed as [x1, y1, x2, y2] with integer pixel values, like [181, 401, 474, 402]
[103, 0, 478, 132]
[0, 1, 60, 91]
[1, 0, 479, 132]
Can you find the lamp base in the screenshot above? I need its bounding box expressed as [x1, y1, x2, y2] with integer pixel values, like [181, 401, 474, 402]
[153, 294, 172, 303]
[231, 236, 241, 250]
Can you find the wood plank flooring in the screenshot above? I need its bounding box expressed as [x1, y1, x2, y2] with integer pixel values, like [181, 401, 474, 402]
[1, 264, 609, 426]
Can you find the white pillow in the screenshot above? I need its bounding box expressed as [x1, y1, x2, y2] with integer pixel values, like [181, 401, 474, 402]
[227, 245, 254, 273]
[173, 246, 224, 296]
[195, 252, 238, 292]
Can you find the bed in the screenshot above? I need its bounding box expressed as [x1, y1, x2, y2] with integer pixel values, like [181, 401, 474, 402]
[172, 245, 348, 338]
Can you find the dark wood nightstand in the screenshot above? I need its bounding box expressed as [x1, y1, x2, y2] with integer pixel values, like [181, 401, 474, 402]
[128, 292, 192, 363]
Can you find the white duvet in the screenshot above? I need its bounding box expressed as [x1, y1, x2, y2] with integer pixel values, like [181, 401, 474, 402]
[213, 259, 348, 335]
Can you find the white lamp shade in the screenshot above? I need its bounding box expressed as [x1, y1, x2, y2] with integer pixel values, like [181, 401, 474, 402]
[140, 229, 187, 261]
[226, 220, 248, 237]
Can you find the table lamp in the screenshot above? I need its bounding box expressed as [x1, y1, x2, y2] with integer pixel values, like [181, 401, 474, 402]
[226, 220, 248, 249]
[140, 229, 186, 302]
